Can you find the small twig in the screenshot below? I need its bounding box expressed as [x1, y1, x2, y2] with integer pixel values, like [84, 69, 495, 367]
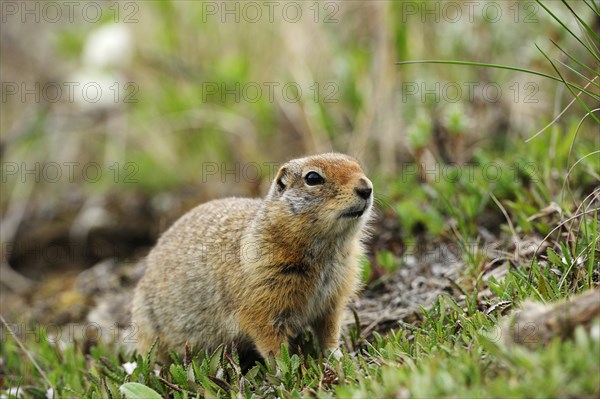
[157, 375, 198, 396]
[0, 314, 54, 389]
[490, 193, 518, 245]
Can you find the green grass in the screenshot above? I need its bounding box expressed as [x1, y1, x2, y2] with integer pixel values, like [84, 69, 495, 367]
[4, 316, 599, 399]
[3, 267, 599, 398]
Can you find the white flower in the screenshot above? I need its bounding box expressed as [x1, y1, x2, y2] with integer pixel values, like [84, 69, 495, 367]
[46, 388, 55, 399]
[122, 361, 137, 375]
[83, 24, 133, 69]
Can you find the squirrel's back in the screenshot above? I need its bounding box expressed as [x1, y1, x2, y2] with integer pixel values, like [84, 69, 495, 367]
[132, 197, 262, 353]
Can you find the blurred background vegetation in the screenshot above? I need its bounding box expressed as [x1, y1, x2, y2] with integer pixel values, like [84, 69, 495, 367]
[1, 0, 598, 308]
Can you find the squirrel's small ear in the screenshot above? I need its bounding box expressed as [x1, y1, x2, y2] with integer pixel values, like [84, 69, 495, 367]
[275, 166, 289, 192]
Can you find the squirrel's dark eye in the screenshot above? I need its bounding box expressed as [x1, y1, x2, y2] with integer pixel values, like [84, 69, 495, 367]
[305, 171, 324, 186]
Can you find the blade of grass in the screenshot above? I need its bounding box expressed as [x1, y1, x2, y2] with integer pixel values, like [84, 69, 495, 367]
[535, 44, 600, 124]
[550, 40, 600, 88]
[491, 193, 518, 244]
[561, 0, 600, 45]
[561, 109, 600, 204]
[0, 314, 54, 390]
[526, 78, 598, 142]
[536, 0, 600, 62]
[532, 207, 600, 262]
[395, 60, 597, 98]
[555, 59, 600, 94]
[586, 210, 598, 288]
[575, 18, 600, 60]
[513, 263, 546, 302]
[582, 0, 600, 15]
[565, 151, 600, 184]
[396, 60, 559, 81]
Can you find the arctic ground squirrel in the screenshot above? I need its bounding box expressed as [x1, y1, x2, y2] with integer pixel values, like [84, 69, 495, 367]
[132, 153, 373, 360]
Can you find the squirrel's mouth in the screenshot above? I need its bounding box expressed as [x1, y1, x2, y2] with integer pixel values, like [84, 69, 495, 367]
[340, 206, 367, 219]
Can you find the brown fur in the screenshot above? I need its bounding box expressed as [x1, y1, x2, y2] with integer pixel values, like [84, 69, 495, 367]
[131, 153, 373, 360]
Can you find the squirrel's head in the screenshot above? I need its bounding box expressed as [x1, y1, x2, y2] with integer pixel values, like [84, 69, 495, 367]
[265, 153, 373, 236]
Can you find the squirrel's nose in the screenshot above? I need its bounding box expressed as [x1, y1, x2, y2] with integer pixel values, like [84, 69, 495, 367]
[354, 187, 372, 200]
